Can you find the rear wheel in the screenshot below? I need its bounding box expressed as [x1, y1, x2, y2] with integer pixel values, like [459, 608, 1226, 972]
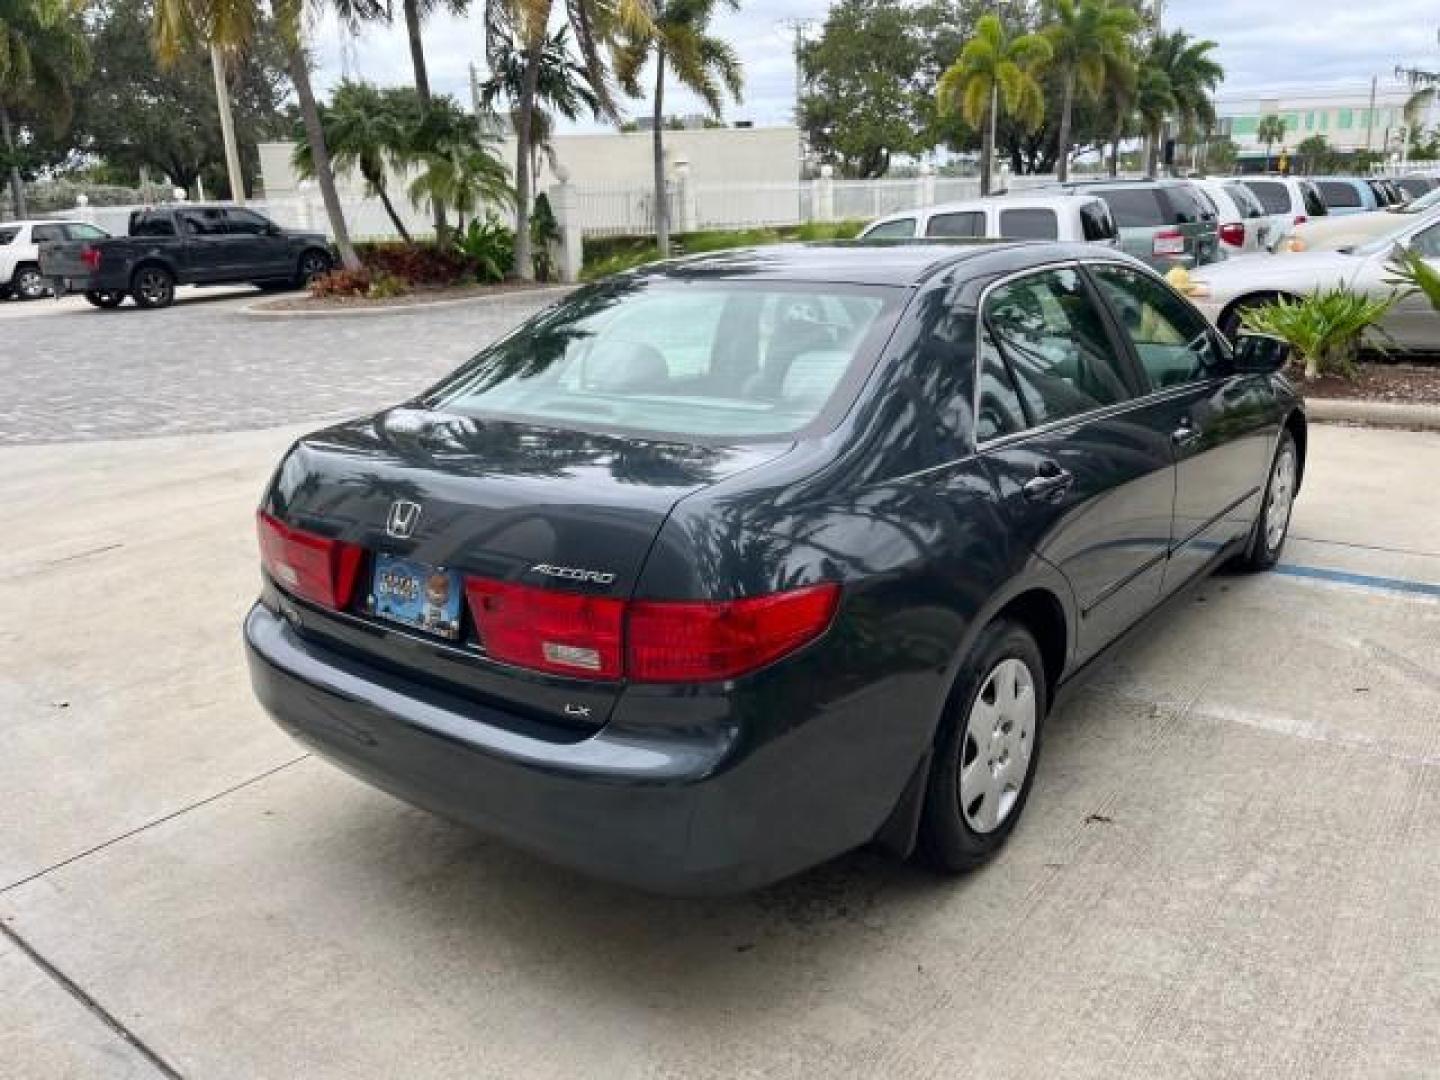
[295, 249, 332, 288]
[131, 265, 175, 309]
[918, 619, 1048, 873]
[13, 264, 46, 301]
[84, 290, 125, 309]
[1236, 430, 1298, 571]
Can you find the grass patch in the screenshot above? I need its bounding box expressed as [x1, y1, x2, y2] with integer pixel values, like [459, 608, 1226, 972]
[582, 220, 868, 281]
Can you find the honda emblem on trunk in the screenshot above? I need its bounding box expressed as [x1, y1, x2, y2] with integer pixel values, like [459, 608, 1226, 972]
[386, 499, 422, 539]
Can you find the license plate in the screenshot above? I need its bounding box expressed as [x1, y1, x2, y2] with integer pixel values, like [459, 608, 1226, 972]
[367, 554, 464, 640]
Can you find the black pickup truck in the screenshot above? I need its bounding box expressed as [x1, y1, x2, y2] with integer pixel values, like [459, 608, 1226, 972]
[41, 205, 334, 309]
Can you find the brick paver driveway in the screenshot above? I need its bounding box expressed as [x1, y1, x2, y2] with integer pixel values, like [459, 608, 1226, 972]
[0, 287, 564, 445]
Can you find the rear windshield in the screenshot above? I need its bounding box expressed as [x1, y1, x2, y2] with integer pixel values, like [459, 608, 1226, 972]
[998, 208, 1059, 240]
[1317, 181, 1360, 208]
[425, 281, 901, 440]
[0, 227, 17, 245]
[1094, 188, 1168, 228]
[1242, 180, 1290, 215]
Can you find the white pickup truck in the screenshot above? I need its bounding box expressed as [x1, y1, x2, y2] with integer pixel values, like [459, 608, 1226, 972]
[0, 220, 110, 300]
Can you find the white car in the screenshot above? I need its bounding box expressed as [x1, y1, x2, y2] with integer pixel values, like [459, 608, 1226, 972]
[0, 219, 110, 300]
[1234, 177, 1330, 249]
[1182, 204, 1440, 351]
[859, 194, 1120, 246]
[1286, 186, 1440, 253]
[1191, 178, 1273, 257]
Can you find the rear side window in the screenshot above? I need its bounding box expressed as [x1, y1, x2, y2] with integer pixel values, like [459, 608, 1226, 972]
[926, 211, 984, 238]
[1396, 176, 1432, 198]
[998, 208, 1058, 240]
[178, 208, 226, 235]
[1090, 264, 1220, 389]
[864, 217, 917, 240]
[984, 267, 1132, 425]
[1079, 200, 1116, 241]
[975, 328, 1028, 441]
[1224, 183, 1265, 218]
[1301, 183, 1328, 217]
[1242, 181, 1290, 215]
[0, 227, 16, 245]
[31, 224, 65, 243]
[1096, 188, 1168, 228]
[64, 223, 107, 240]
[131, 212, 176, 237]
[1317, 181, 1360, 208]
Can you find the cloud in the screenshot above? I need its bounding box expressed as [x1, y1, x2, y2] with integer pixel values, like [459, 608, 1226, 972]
[309, 0, 1440, 128]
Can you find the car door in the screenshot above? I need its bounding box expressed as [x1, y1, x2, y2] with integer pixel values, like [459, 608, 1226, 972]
[175, 207, 239, 280]
[1382, 219, 1440, 349]
[1086, 261, 1273, 592]
[224, 208, 290, 278]
[976, 264, 1177, 664]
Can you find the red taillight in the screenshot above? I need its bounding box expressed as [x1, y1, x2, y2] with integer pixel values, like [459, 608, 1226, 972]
[465, 578, 625, 679]
[627, 585, 840, 682]
[81, 246, 102, 271]
[1293, 215, 1308, 226]
[1219, 222, 1246, 247]
[257, 511, 363, 610]
[461, 577, 840, 683]
[1152, 229, 1185, 256]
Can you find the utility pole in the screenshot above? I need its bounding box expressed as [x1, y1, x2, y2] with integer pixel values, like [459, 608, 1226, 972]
[778, 18, 817, 175]
[210, 45, 246, 205]
[1364, 74, 1378, 158]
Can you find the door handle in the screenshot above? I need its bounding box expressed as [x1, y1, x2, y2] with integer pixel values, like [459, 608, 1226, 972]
[1172, 419, 1202, 448]
[1022, 462, 1074, 502]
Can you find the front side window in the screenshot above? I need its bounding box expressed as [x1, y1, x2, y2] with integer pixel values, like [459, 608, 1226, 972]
[1090, 264, 1220, 389]
[178, 208, 227, 235]
[0, 227, 17, 245]
[426, 282, 899, 440]
[999, 208, 1059, 240]
[984, 267, 1132, 426]
[864, 217, 917, 240]
[1317, 181, 1360, 208]
[1242, 180, 1289, 215]
[926, 211, 984, 238]
[225, 209, 274, 235]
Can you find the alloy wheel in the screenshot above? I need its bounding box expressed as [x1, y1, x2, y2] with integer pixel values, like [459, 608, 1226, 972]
[958, 658, 1037, 834]
[16, 268, 46, 300]
[1265, 446, 1296, 552]
[136, 269, 173, 307]
[300, 253, 330, 282]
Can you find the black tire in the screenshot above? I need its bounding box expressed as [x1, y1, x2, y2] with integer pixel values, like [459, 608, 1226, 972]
[0, 285, 13, 300]
[131, 265, 175, 309]
[918, 619, 1049, 873]
[84, 290, 125, 309]
[13, 264, 47, 301]
[253, 280, 291, 292]
[1235, 429, 1299, 571]
[295, 249, 332, 288]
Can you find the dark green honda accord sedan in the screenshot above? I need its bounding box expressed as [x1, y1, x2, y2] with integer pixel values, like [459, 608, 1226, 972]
[244, 241, 1304, 894]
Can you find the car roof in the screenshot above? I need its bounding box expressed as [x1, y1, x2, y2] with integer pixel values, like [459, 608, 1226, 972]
[631, 240, 1136, 287]
[0, 218, 83, 227]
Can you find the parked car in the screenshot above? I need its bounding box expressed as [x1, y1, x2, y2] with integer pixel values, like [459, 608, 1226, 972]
[39, 205, 332, 310]
[1182, 203, 1440, 348]
[1310, 177, 1388, 216]
[1393, 174, 1439, 200]
[1286, 185, 1440, 252]
[1044, 178, 1221, 270]
[1235, 177, 1329, 247]
[1192, 178, 1273, 256]
[859, 194, 1119, 246]
[245, 241, 1306, 894]
[0, 219, 110, 300]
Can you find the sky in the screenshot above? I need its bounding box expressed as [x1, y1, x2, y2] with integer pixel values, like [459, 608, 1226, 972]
[310, 1, 1440, 129]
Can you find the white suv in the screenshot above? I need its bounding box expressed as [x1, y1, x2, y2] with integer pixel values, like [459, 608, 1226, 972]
[859, 194, 1119, 246]
[0, 219, 110, 300]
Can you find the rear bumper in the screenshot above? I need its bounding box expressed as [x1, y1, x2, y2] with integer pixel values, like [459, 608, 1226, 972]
[244, 603, 894, 894]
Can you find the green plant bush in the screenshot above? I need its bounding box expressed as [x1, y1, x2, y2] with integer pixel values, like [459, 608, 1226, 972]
[1387, 245, 1440, 314]
[1239, 287, 1401, 380]
[454, 215, 516, 283]
[581, 220, 868, 281]
[355, 241, 478, 286]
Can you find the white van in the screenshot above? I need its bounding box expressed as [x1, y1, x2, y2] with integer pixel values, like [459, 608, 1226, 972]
[858, 194, 1120, 246]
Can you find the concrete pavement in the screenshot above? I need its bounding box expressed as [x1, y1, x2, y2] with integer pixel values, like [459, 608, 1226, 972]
[1, 423, 1438, 1079]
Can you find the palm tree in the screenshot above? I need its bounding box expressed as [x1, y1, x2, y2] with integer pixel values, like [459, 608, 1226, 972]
[1257, 113, 1286, 172]
[612, 0, 742, 256]
[293, 80, 418, 243]
[406, 97, 514, 231]
[482, 0, 653, 280]
[937, 13, 1050, 196]
[1040, 0, 1139, 183]
[481, 26, 602, 195]
[394, 0, 469, 240]
[1099, 51, 1138, 177]
[1143, 29, 1221, 173]
[1134, 62, 1175, 175]
[0, 0, 90, 219]
[155, 0, 382, 272]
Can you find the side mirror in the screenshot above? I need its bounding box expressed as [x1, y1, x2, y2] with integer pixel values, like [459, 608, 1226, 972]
[1232, 331, 1291, 374]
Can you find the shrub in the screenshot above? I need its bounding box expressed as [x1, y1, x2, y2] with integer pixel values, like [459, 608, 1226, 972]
[580, 221, 868, 280]
[355, 241, 478, 286]
[309, 267, 374, 298]
[366, 273, 411, 300]
[1387, 245, 1440, 314]
[454, 215, 515, 283]
[1239, 287, 1400, 380]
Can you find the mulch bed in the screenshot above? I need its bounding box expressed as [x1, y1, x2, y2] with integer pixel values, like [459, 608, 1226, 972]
[1300, 363, 1440, 406]
[255, 281, 554, 312]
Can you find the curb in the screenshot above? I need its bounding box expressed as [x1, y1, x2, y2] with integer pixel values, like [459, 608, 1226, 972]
[1306, 397, 1440, 432]
[239, 284, 572, 320]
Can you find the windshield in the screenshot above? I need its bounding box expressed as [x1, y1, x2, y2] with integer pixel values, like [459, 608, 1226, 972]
[424, 280, 902, 440]
[1352, 214, 1437, 256]
[1396, 187, 1440, 214]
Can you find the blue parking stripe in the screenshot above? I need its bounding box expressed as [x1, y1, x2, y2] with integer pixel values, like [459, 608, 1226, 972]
[1274, 564, 1440, 599]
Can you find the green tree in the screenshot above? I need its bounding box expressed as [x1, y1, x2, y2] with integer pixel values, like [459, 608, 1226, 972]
[1295, 133, 1332, 175]
[1257, 113, 1286, 172]
[293, 80, 419, 243]
[613, 0, 743, 256]
[936, 13, 1049, 194]
[482, 0, 652, 280]
[1040, 0, 1139, 182]
[405, 96, 514, 232]
[154, 0, 384, 271]
[0, 0, 90, 218]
